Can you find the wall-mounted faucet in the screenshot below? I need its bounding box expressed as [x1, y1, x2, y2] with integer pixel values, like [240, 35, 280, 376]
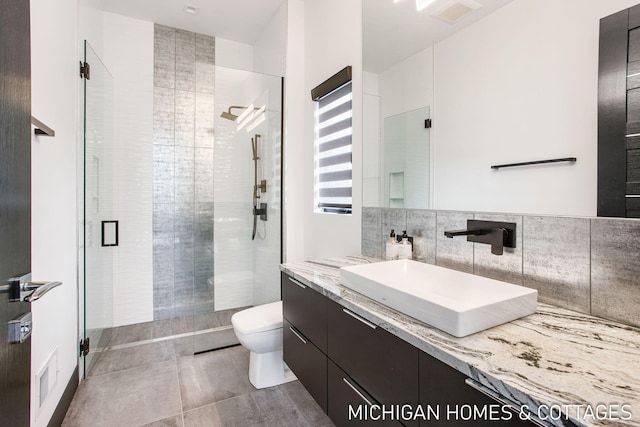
[444, 220, 516, 255]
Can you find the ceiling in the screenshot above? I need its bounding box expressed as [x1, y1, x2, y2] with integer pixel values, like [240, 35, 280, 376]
[364, 0, 514, 74]
[101, 0, 285, 45]
[101, 0, 515, 74]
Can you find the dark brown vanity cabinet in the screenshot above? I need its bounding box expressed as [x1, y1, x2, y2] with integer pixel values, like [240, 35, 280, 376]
[283, 319, 327, 411]
[281, 272, 327, 351]
[327, 299, 420, 427]
[328, 359, 404, 427]
[419, 353, 536, 426]
[282, 272, 537, 427]
[281, 273, 328, 411]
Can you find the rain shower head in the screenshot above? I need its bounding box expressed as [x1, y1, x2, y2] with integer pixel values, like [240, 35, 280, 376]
[220, 110, 239, 121]
[220, 105, 264, 121]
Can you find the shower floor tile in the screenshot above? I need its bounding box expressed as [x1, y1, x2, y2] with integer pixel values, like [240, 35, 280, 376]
[63, 345, 333, 427]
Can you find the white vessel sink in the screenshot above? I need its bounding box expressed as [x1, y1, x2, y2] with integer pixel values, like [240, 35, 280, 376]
[339, 259, 537, 337]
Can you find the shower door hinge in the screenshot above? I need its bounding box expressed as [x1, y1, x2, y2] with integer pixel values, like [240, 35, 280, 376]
[80, 338, 90, 357]
[79, 61, 90, 80]
[424, 119, 432, 129]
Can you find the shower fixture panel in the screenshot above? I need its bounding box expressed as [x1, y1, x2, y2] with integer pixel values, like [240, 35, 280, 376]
[251, 134, 267, 240]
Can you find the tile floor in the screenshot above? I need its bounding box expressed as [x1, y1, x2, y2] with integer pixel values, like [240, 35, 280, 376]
[63, 319, 334, 427]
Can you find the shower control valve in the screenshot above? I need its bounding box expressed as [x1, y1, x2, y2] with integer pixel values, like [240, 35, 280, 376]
[256, 179, 267, 193]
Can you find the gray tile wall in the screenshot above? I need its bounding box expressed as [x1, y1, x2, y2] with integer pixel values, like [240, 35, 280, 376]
[361, 207, 640, 329]
[153, 24, 215, 320]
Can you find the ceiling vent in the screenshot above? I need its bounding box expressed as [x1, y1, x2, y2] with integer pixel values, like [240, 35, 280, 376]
[431, 0, 482, 23]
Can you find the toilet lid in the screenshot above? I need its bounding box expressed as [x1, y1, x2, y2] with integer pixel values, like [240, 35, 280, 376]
[232, 301, 283, 334]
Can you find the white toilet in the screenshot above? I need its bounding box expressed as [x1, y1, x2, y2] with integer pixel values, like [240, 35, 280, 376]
[231, 301, 297, 389]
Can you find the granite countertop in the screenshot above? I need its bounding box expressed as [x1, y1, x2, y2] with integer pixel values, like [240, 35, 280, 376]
[280, 256, 640, 427]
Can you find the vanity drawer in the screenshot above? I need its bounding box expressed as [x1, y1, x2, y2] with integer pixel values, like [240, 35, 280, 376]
[328, 359, 403, 427]
[283, 319, 327, 412]
[327, 299, 419, 426]
[419, 352, 537, 427]
[281, 272, 327, 352]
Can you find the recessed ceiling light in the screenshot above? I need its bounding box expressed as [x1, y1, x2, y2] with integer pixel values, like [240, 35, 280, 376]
[183, 4, 198, 15]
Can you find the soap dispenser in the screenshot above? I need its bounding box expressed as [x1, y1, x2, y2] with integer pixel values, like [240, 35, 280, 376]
[398, 230, 412, 260]
[386, 229, 398, 261]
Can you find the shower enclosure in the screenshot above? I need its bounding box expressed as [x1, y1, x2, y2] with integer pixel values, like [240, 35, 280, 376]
[82, 40, 114, 376]
[189, 65, 283, 354]
[82, 28, 283, 376]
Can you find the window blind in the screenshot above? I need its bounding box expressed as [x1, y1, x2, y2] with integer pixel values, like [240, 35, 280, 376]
[313, 71, 353, 214]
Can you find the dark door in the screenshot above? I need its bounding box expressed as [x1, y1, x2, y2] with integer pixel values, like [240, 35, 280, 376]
[598, 3, 640, 217]
[0, 0, 33, 425]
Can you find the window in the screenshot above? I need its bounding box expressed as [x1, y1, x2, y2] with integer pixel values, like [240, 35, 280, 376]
[312, 66, 353, 214]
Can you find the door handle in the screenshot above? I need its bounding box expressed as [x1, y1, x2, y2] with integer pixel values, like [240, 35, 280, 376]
[1, 273, 62, 302]
[23, 281, 62, 302]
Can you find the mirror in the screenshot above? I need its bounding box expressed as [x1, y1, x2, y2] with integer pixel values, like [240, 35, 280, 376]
[363, 0, 632, 216]
[364, 102, 431, 208]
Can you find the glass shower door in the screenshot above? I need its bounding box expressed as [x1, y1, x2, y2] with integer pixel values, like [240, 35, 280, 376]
[192, 66, 283, 354]
[82, 41, 115, 376]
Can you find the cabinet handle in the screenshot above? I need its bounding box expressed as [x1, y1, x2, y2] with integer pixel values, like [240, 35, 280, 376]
[289, 326, 307, 344]
[343, 377, 375, 407]
[342, 308, 377, 329]
[289, 277, 307, 289]
[464, 379, 548, 427]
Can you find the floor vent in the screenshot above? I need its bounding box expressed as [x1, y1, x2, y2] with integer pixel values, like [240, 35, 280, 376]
[36, 348, 59, 416]
[431, 0, 482, 23]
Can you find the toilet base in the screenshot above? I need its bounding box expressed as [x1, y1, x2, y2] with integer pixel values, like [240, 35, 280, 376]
[248, 349, 297, 389]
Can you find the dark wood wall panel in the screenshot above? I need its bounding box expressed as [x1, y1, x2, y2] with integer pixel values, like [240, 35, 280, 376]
[628, 88, 640, 122]
[598, 9, 629, 217]
[630, 27, 640, 61]
[630, 3, 640, 29]
[627, 197, 640, 209]
[628, 135, 640, 149]
[627, 197, 640, 217]
[628, 149, 640, 181]
[628, 182, 640, 193]
[627, 121, 640, 135]
[628, 62, 640, 89]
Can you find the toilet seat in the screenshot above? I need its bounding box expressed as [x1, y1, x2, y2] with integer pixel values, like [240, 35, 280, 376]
[231, 301, 282, 335]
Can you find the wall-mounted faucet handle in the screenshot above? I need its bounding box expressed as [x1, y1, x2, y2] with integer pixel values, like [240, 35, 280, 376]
[444, 220, 516, 256]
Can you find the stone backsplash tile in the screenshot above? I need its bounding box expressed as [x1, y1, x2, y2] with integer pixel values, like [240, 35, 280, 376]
[406, 209, 436, 264]
[473, 213, 523, 285]
[361, 207, 640, 329]
[435, 211, 474, 273]
[522, 216, 591, 314]
[362, 207, 382, 259]
[381, 208, 406, 258]
[591, 218, 640, 328]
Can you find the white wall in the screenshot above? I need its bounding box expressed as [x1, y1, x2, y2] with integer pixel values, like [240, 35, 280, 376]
[300, 0, 363, 260]
[216, 38, 254, 71]
[380, 47, 433, 119]
[433, 0, 640, 216]
[103, 12, 154, 326]
[283, 0, 306, 262]
[30, 0, 79, 424]
[254, 2, 287, 77]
